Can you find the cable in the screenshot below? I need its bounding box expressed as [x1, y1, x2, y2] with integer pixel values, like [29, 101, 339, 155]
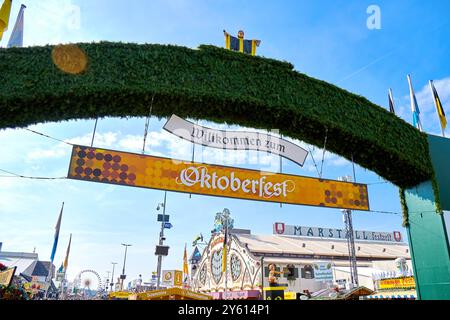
[24, 128, 74, 146]
[319, 128, 328, 179]
[306, 145, 321, 178]
[91, 118, 99, 147]
[0, 168, 66, 180]
[366, 181, 390, 186]
[142, 95, 155, 154]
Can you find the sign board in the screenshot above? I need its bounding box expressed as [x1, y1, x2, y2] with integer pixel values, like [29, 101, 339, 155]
[379, 276, 415, 290]
[164, 222, 173, 229]
[67, 145, 369, 211]
[157, 214, 170, 222]
[284, 291, 297, 300]
[55, 272, 65, 282]
[162, 270, 183, 287]
[155, 245, 169, 256]
[273, 223, 403, 242]
[0, 266, 16, 287]
[313, 262, 333, 282]
[163, 114, 309, 167]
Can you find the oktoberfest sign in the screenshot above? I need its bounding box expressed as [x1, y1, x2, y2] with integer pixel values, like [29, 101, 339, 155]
[163, 114, 309, 166]
[67, 145, 369, 211]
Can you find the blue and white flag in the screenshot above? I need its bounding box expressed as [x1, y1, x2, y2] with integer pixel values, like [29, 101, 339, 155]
[7, 4, 25, 48]
[50, 202, 64, 263]
[407, 74, 423, 132]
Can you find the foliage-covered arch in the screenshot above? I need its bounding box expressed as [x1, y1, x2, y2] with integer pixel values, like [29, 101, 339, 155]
[0, 42, 433, 188]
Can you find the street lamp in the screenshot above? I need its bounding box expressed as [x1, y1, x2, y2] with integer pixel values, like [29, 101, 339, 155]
[110, 262, 117, 292]
[156, 191, 168, 290]
[120, 243, 132, 291]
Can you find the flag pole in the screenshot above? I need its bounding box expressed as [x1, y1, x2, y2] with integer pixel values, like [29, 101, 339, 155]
[46, 202, 64, 299]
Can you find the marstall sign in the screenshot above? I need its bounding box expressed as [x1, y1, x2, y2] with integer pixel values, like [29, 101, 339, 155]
[67, 145, 369, 211]
[163, 114, 309, 166]
[273, 223, 401, 242]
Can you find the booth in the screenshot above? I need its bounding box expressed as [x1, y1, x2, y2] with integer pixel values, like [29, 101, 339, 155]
[135, 288, 212, 300]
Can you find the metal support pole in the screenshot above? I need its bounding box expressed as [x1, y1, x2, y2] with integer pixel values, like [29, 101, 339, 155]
[340, 176, 358, 288]
[120, 244, 132, 291]
[224, 215, 228, 299]
[156, 191, 167, 290]
[260, 256, 264, 300]
[110, 262, 117, 292]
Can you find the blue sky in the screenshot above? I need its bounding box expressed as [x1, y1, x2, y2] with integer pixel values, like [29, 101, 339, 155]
[1, 0, 449, 287]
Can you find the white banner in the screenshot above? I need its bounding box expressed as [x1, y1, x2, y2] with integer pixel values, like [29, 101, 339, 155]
[273, 223, 403, 243]
[163, 115, 308, 166]
[313, 262, 333, 282]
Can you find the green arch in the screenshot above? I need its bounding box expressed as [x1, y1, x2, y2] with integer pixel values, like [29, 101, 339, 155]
[0, 42, 432, 188]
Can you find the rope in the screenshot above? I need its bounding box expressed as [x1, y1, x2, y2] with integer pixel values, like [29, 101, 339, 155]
[351, 153, 357, 182]
[142, 95, 155, 154]
[91, 118, 99, 147]
[306, 145, 321, 177]
[319, 128, 328, 178]
[24, 128, 73, 146]
[0, 168, 66, 180]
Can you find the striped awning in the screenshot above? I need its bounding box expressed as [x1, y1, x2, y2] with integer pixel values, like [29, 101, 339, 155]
[364, 294, 416, 300]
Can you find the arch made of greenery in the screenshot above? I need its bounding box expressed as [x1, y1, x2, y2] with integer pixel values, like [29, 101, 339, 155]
[0, 42, 433, 189]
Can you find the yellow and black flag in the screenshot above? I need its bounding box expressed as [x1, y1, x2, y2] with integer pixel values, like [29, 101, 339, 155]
[224, 30, 260, 56]
[222, 227, 228, 273]
[0, 0, 12, 41]
[429, 80, 447, 136]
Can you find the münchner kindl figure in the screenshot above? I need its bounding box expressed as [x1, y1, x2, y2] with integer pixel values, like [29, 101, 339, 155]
[223, 29, 261, 56]
[268, 263, 284, 286]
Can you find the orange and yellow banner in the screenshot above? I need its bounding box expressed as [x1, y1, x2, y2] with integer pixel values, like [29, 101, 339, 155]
[67, 145, 369, 211]
[379, 277, 415, 290]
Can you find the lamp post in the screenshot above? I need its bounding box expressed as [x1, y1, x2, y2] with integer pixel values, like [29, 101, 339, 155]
[120, 243, 132, 291]
[156, 191, 167, 290]
[110, 262, 117, 292]
[105, 271, 111, 293]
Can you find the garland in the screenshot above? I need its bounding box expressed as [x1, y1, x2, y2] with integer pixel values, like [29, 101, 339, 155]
[0, 42, 434, 188]
[399, 188, 409, 227]
[430, 168, 443, 215]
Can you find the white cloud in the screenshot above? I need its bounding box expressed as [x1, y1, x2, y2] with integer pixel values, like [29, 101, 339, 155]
[1, 0, 87, 47]
[25, 132, 119, 162]
[26, 146, 68, 161]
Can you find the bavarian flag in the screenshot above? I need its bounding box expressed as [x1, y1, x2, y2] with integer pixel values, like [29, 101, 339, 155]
[429, 80, 447, 133]
[0, 0, 12, 41]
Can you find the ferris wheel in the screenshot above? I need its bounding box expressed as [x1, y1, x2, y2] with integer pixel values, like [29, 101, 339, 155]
[73, 270, 103, 299]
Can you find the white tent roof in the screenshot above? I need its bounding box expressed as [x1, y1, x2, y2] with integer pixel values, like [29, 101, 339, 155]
[235, 234, 410, 260]
[0, 251, 39, 274]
